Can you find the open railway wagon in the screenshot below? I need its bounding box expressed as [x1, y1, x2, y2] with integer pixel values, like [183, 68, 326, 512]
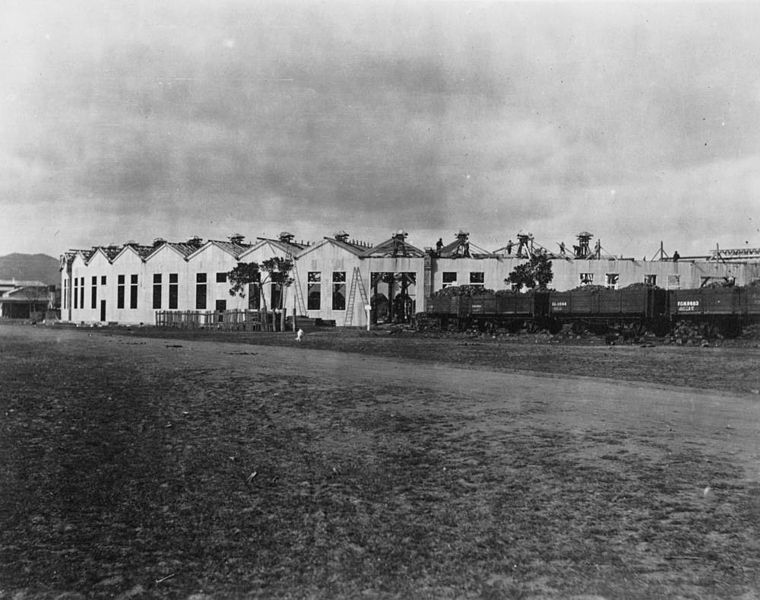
[744, 285, 760, 322]
[547, 285, 670, 336]
[669, 286, 757, 338]
[418, 284, 760, 337]
[418, 291, 548, 332]
[468, 292, 550, 332]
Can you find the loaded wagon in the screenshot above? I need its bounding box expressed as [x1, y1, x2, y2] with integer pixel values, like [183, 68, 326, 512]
[468, 292, 549, 332]
[547, 286, 669, 335]
[421, 291, 547, 332]
[669, 287, 743, 338]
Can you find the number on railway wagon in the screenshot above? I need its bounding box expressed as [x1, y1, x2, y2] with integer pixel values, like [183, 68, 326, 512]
[676, 300, 699, 313]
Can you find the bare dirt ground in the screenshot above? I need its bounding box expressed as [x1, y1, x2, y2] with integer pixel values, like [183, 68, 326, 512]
[2, 323, 760, 599]
[91, 324, 760, 396]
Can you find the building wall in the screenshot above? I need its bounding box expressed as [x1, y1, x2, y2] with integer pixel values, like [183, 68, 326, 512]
[550, 257, 760, 290]
[68, 253, 95, 323]
[186, 244, 248, 314]
[238, 241, 299, 314]
[61, 260, 72, 321]
[430, 255, 760, 294]
[63, 243, 250, 325]
[60, 236, 760, 326]
[144, 245, 192, 316]
[76, 251, 111, 322]
[107, 249, 148, 324]
[431, 256, 511, 292]
[296, 242, 365, 324]
[728, 262, 760, 285]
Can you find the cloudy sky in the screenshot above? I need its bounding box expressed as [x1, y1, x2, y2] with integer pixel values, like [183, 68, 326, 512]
[2, 1, 759, 258]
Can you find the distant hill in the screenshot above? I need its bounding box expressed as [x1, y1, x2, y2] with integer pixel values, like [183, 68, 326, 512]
[0, 253, 60, 286]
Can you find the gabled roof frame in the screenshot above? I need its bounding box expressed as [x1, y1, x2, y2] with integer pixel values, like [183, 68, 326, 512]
[296, 236, 367, 260]
[437, 235, 498, 260]
[86, 246, 118, 265]
[361, 236, 425, 258]
[186, 239, 250, 261]
[111, 243, 154, 264]
[68, 249, 95, 267]
[237, 238, 305, 263]
[144, 242, 188, 263]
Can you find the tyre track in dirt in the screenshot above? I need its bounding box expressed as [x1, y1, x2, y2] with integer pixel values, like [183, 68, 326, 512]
[15, 325, 760, 483]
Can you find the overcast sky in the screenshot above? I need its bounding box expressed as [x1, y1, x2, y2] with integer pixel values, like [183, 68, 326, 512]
[2, 1, 759, 258]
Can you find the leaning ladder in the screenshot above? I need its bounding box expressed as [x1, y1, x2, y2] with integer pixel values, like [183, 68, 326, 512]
[291, 262, 307, 316]
[344, 267, 369, 326]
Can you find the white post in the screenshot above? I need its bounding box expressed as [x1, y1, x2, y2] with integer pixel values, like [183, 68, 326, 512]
[365, 304, 372, 331]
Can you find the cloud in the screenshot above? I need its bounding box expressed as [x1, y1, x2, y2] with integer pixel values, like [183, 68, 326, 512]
[2, 1, 760, 257]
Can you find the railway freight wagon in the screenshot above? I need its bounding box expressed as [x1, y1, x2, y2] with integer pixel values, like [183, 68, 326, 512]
[743, 286, 760, 319]
[670, 287, 745, 337]
[422, 296, 467, 330]
[468, 292, 549, 332]
[420, 292, 547, 331]
[419, 284, 760, 338]
[548, 286, 669, 336]
[419, 286, 670, 335]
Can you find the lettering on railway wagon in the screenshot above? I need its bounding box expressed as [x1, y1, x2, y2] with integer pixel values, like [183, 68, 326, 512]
[551, 301, 568, 309]
[677, 300, 699, 312]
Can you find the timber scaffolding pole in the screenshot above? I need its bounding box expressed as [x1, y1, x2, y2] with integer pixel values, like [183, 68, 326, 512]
[648, 241, 686, 262]
[650, 241, 669, 261]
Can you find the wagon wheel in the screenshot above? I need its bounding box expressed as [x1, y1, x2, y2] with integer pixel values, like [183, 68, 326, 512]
[526, 320, 540, 334]
[571, 321, 585, 335]
[547, 318, 563, 335]
[631, 322, 646, 338]
[651, 318, 670, 338]
[720, 318, 742, 339]
[701, 322, 718, 339]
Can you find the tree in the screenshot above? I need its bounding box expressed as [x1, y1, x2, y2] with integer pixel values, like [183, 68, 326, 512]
[261, 257, 294, 331]
[506, 252, 553, 291]
[229, 258, 294, 330]
[533, 252, 554, 290]
[228, 262, 263, 308]
[261, 257, 294, 309]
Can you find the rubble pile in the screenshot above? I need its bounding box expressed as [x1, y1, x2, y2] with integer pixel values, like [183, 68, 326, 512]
[432, 285, 496, 297]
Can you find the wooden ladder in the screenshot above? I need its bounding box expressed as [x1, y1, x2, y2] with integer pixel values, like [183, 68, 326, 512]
[291, 262, 307, 316]
[344, 267, 369, 326]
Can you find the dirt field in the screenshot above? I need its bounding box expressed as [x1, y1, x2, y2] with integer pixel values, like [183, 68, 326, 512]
[2, 323, 760, 599]
[88, 323, 760, 396]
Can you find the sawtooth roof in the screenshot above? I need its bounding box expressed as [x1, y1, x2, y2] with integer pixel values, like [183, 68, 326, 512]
[362, 236, 424, 258]
[255, 237, 310, 255]
[162, 242, 199, 258]
[295, 236, 368, 259]
[188, 239, 252, 260]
